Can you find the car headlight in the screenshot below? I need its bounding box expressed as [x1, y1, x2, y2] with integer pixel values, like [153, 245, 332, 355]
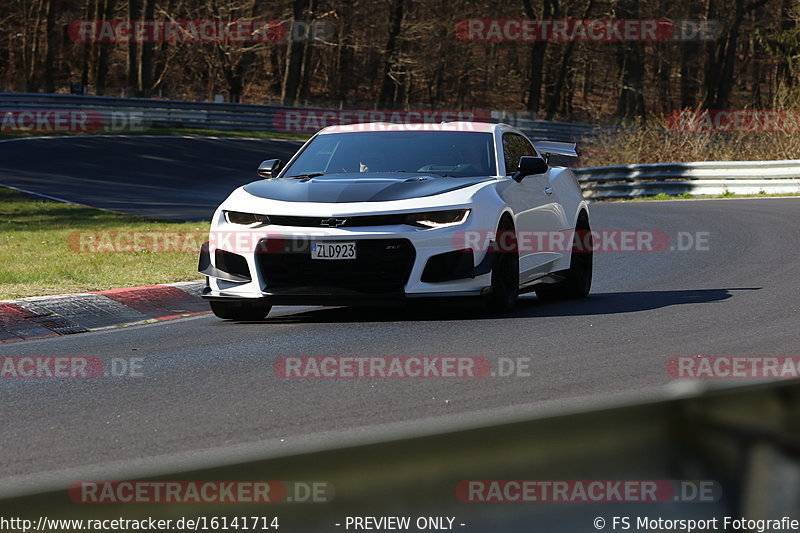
[405, 209, 471, 229]
[224, 211, 271, 225]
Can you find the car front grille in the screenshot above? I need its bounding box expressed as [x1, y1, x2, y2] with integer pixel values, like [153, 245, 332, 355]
[256, 238, 415, 294]
[268, 214, 408, 227]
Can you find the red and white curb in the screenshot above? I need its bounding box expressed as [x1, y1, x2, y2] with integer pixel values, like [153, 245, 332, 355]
[0, 281, 209, 343]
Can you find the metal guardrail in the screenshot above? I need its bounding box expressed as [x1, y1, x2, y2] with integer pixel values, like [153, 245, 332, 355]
[2, 381, 798, 532]
[0, 93, 605, 141]
[575, 160, 800, 199]
[4, 93, 795, 199]
[0, 92, 297, 131]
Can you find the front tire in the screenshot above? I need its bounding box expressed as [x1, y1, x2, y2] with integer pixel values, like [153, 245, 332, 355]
[535, 212, 593, 301]
[487, 219, 520, 312]
[210, 300, 272, 320]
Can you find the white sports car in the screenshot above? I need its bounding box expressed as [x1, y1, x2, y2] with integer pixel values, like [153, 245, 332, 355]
[199, 121, 592, 320]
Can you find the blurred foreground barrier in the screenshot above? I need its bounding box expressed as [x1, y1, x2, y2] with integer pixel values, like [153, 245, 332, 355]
[1, 381, 798, 532]
[576, 160, 800, 199]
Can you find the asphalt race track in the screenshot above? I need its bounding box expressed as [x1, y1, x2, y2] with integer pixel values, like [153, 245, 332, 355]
[0, 136, 303, 220]
[1, 146, 798, 488]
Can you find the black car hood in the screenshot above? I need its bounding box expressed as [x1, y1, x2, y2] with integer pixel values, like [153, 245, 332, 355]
[242, 173, 494, 203]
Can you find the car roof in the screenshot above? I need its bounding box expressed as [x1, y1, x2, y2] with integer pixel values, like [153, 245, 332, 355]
[318, 121, 508, 134]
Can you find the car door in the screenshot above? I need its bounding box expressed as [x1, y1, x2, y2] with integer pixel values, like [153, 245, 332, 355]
[500, 132, 565, 282]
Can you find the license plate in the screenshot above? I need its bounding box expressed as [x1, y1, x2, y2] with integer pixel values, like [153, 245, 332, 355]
[310, 241, 357, 260]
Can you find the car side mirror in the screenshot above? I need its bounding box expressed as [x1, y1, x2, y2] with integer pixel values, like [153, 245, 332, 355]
[257, 159, 281, 179]
[512, 156, 549, 182]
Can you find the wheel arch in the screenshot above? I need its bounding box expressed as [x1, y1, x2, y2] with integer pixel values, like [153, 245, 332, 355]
[573, 203, 591, 229]
[498, 209, 516, 230]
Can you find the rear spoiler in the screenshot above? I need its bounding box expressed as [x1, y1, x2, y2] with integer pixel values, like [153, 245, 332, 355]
[533, 141, 578, 161]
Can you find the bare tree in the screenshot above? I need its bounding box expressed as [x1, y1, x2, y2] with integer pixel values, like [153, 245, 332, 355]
[704, 0, 770, 109]
[281, 0, 309, 105]
[614, 0, 645, 121]
[545, 0, 595, 119]
[522, 0, 557, 114]
[378, 0, 405, 107]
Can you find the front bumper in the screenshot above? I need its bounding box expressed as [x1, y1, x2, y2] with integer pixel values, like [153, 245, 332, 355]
[198, 223, 496, 306]
[200, 285, 489, 306]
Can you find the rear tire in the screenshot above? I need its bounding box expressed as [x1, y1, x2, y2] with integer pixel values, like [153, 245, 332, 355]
[210, 300, 272, 320]
[535, 213, 593, 301]
[487, 219, 520, 312]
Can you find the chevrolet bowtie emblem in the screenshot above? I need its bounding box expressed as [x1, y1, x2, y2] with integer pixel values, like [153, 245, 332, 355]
[320, 218, 347, 227]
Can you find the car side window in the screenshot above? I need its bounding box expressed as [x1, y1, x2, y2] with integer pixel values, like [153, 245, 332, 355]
[502, 133, 536, 175]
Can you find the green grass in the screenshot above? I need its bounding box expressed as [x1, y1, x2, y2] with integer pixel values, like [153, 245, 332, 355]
[0, 188, 206, 300]
[0, 126, 311, 142]
[642, 192, 693, 201]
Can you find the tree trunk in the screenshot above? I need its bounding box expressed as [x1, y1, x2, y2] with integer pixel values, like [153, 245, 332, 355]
[298, 0, 317, 103]
[614, 0, 645, 121]
[80, 0, 92, 88]
[43, 0, 58, 93]
[704, 0, 768, 109]
[377, 0, 405, 107]
[545, 0, 594, 119]
[334, 0, 355, 103]
[94, 0, 116, 95]
[136, 0, 154, 97]
[680, 43, 701, 109]
[522, 0, 556, 114]
[127, 0, 140, 96]
[22, 0, 46, 91]
[281, 0, 309, 105]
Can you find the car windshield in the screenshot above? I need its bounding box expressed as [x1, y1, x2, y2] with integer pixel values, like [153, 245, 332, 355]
[281, 131, 496, 177]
